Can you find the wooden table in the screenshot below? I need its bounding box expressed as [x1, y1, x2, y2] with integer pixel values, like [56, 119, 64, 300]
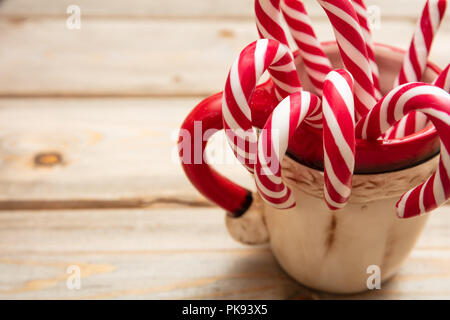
[0, 0, 449, 299]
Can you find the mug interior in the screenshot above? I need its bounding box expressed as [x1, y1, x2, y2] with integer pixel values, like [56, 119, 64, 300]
[286, 42, 442, 173]
[295, 41, 440, 95]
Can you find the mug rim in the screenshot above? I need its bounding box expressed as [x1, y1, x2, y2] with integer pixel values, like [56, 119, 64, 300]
[301, 41, 441, 146]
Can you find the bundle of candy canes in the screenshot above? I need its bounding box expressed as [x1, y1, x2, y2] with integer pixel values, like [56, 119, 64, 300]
[222, 0, 450, 218]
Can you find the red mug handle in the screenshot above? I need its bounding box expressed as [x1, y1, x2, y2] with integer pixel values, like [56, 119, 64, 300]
[179, 81, 277, 217]
[179, 92, 252, 217]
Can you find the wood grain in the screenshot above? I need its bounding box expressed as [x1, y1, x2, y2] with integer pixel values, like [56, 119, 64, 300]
[0, 19, 448, 97]
[0, 0, 447, 19]
[0, 206, 448, 299]
[0, 98, 253, 207]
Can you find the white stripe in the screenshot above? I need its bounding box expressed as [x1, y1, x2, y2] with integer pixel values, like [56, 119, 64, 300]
[413, 29, 427, 76]
[299, 91, 311, 124]
[275, 90, 283, 101]
[440, 142, 450, 179]
[270, 97, 292, 160]
[254, 39, 268, 79]
[269, 61, 294, 72]
[255, 17, 276, 41]
[379, 83, 407, 132]
[304, 66, 327, 83]
[230, 58, 252, 121]
[433, 68, 450, 91]
[324, 151, 351, 199]
[352, 2, 366, 18]
[257, 131, 283, 184]
[396, 189, 414, 218]
[324, 185, 346, 209]
[289, 29, 322, 48]
[273, 42, 288, 62]
[333, 29, 373, 81]
[414, 112, 428, 132]
[231, 142, 256, 162]
[222, 96, 245, 131]
[258, 0, 282, 26]
[327, 71, 355, 122]
[393, 116, 407, 138]
[319, 1, 362, 32]
[353, 82, 377, 111]
[395, 85, 450, 122]
[254, 170, 287, 198]
[297, 47, 332, 66]
[420, 108, 450, 126]
[281, 1, 310, 24]
[264, 192, 296, 209]
[432, 166, 446, 205]
[384, 126, 395, 138]
[429, 0, 442, 34]
[370, 60, 379, 75]
[360, 110, 371, 139]
[271, 76, 301, 94]
[418, 178, 428, 213]
[304, 122, 323, 129]
[322, 95, 355, 172]
[306, 110, 322, 121]
[402, 55, 417, 83]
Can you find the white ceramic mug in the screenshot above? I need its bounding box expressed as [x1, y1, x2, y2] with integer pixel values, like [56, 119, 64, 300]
[179, 43, 442, 293]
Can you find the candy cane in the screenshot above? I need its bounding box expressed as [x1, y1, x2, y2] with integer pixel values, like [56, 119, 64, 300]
[317, 0, 377, 120]
[281, 0, 333, 96]
[351, 0, 381, 98]
[322, 69, 356, 210]
[255, 0, 290, 46]
[356, 83, 450, 218]
[255, 0, 303, 101]
[255, 91, 321, 208]
[222, 39, 302, 173]
[394, 0, 447, 86]
[433, 64, 450, 92]
[385, 63, 450, 139]
[387, 0, 447, 139]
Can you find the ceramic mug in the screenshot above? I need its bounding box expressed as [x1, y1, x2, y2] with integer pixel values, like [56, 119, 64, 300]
[179, 42, 442, 293]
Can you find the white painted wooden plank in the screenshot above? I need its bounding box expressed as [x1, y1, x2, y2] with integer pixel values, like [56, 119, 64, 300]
[0, 0, 446, 19]
[0, 98, 253, 204]
[0, 19, 448, 97]
[0, 205, 448, 299]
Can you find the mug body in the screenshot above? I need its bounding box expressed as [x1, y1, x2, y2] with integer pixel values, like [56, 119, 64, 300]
[224, 44, 442, 293]
[180, 42, 444, 294]
[261, 156, 437, 294]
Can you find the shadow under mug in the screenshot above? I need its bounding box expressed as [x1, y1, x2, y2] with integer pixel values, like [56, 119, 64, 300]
[179, 42, 442, 293]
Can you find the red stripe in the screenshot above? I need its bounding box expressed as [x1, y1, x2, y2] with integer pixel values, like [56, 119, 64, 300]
[400, 187, 421, 218]
[238, 44, 257, 103]
[422, 175, 437, 212]
[255, 0, 288, 46]
[420, 2, 433, 51]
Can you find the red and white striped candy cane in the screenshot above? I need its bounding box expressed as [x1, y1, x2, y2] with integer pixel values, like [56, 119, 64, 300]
[355, 83, 450, 218]
[394, 0, 447, 86]
[322, 69, 356, 210]
[317, 0, 377, 120]
[434, 64, 450, 92]
[387, 0, 448, 139]
[385, 63, 450, 139]
[255, 0, 290, 46]
[255, 0, 303, 101]
[281, 0, 333, 96]
[351, 0, 381, 98]
[255, 91, 321, 209]
[222, 39, 302, 173]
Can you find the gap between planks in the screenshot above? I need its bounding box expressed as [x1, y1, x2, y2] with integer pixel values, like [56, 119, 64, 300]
[0, 197, 212, 211]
